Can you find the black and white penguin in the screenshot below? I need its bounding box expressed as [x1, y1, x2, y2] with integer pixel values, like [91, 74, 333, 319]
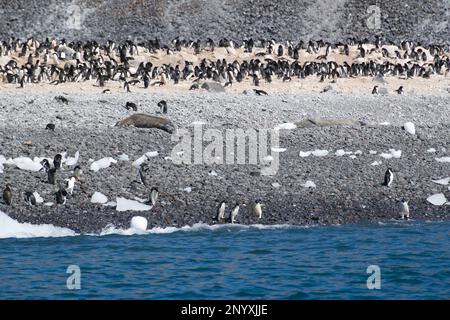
[65, 176, 76, 195]
[253, 89, 268, 96]
[124, 81, 131, 93]
[382, 168, 394, 187]
[399, 199, 410, 220]
[230, 203, 240, 224]
[45, 123, 55, 131]
[24, 191, 37, 206]
[395, 86, 404, 94]
[48, 167, 57, 185]
[73, 166, 82, 181]
[56, 188, 68, 205]
[53, 154, 62, 169]
[125, 102, 137, 111]
[3, 184, 12, 205]
[372, 86, 379, 94]
[254, 200, 262, 219]
[157, 100, 168, 114]
[149, 187, 159, 206]
[216, 201, 226, 222]
[137, 163, 148, 186]
[40, 159, 51, 173]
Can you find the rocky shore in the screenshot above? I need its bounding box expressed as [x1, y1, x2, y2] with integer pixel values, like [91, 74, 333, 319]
[0, 89, 449, 233]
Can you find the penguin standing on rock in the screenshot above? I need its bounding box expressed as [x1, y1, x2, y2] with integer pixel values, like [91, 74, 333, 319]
[372, 86, 379, 94]
[399, 199, 410, 220]
[40, 159, 51, 173]
[149, 187, 159, 206]
[395, 86, 404, 94]
[56, 188, 68, 205]
[3, 184, 12, 205]
[53, 154, 62, 169]
[157, 100, 168, 114]
[382, 168, 394, 187]
[254, 200, 262, 219]
[216, 201, 226, 222]
[24, 191, 37, 206]
[48, 168, 57, 185]
[230, 203, 240, 224]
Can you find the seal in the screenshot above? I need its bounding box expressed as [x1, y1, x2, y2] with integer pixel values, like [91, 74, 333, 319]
[115, 114, 175, 134]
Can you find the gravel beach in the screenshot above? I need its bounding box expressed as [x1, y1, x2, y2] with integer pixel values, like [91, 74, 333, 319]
[0, 88, 449, 233]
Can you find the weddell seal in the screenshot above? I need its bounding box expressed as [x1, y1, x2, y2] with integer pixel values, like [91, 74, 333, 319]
[115, 114, 175, 133]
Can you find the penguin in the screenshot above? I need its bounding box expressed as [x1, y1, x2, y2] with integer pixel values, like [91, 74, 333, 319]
[230, 203, 240, 223]
[399, 199, 410, 220]
[102, 89, 111, 94]
[216, 201, 226, 222]
[56, 188, 68, 205]
[40, 159, 51, 173]
[73, 166, 82, 181]
[189, 83, 199, 90]
[137, 163, 148, 186]
[124, 81, 131, 93]
[382, 168, 394, 187]
[125, 101, 137, 111]
[395, 86, 404, 94]
[53, 154, 62, 169]
[253, 89, 268, 96]
[372, 86, 379, 94]
[48, 168, 57, 185]
[3, 184, 12, 205]
[157, 100, 168, 114]
[64, 176, 76, 195]
[149, 187, 159, 206]
[55, 95, 69, 104]
[254, 200, 262, 219]
[24, 191, 37, 206]
[45, 123, 55, 131]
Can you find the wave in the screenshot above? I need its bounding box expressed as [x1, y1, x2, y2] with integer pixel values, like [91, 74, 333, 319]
[0, 211, 77, 239]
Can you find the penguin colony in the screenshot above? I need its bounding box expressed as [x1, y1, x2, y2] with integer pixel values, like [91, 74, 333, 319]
[0, 37, 448, 93]
[1, 36, 446, 224]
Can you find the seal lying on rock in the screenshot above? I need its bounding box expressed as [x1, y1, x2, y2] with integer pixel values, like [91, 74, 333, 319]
[115, 114, 175, 133]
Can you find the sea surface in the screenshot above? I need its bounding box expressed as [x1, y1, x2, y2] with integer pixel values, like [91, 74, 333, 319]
[0, 213, 448, 299]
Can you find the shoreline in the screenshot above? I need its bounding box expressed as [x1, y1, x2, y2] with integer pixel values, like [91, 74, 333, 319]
[0, 90, 449, 233]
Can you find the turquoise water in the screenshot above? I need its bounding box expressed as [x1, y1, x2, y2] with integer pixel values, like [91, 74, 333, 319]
[0, 221, 449, 299]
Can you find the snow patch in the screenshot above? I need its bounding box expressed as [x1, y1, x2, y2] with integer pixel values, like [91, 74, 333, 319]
[426, 193, 447, 206]
[91, 192, 108, 204]
[403, 122, 416, 135]
[90, 157, 117, 172]
[116, 197, 152, 212]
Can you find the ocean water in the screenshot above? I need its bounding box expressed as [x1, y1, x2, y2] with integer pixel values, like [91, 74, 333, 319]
[0, 213, 449, 300]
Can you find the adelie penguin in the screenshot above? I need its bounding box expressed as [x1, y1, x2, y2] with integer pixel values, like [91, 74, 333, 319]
[382, 168, 394, 187]
[53, 154, 62, 169]
[147, 187, 159, 206]
[254, 200, 262, 219]
[216, 201, 226, 222]
[157, 100, 168, 114]
[73, 166, 83, 181]
[125, 102, 137, 111]
[48, 167, 57, 185]
[372, 86, 379, 94]
[24, 191, 37, 206]
[230, 203, 240, 224]
[45, 123, 55, 131]
[3, 184, 12, 205]
[40, 159, 51, 173]
[399, 199, 410, 220]
[65, 176, 76, 195]
[395, 86, 404, 94]
[56, 188, 68, 205]
[253, 89, 268, 96]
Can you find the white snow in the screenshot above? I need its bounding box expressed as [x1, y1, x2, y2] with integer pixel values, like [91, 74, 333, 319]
[183, 187, 192, 193]
[64, 151, 80, 166]
[369, 150, 377, 155]
[354, 150, 363, 155]
[271, 182, 281, 188]
[302, 180, 316, 188]
[263, 155, 274, 162]
[299, 151, 312, 158]
[90, 157, 117, 172]
[380, 149, 402, 159]
[44, 202, 54, 207]
[132, 155, 147, 168]
[379, 122, 390, 126]
[191, 121, 207, 126]
[311, 150, 329, 157]
[371, 161, 382, 166]
[208, 170, 218, 176]
[431, 177, 450, 185]
[0, 211, 76, 239]
[403, 122, 416, 135]
[426, 148, 436, 153]
[12, 157, 42, 172]
[335, 149, 347, 156]
[130, 216, 148, 231]
[271, 147, 286, 152]
[91, 192, 108, 204]
[435, 157, 450, 163]
[426, 193, 447, 206]
[115, 197, 152, 212]
[145, 151, 159, 158]
[349, 155, 357, 159]
[33, 192, 44, 204]
[103, 201, 117, 207]
[274, 122, 297, 130]
[118, 154, 129, 161]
